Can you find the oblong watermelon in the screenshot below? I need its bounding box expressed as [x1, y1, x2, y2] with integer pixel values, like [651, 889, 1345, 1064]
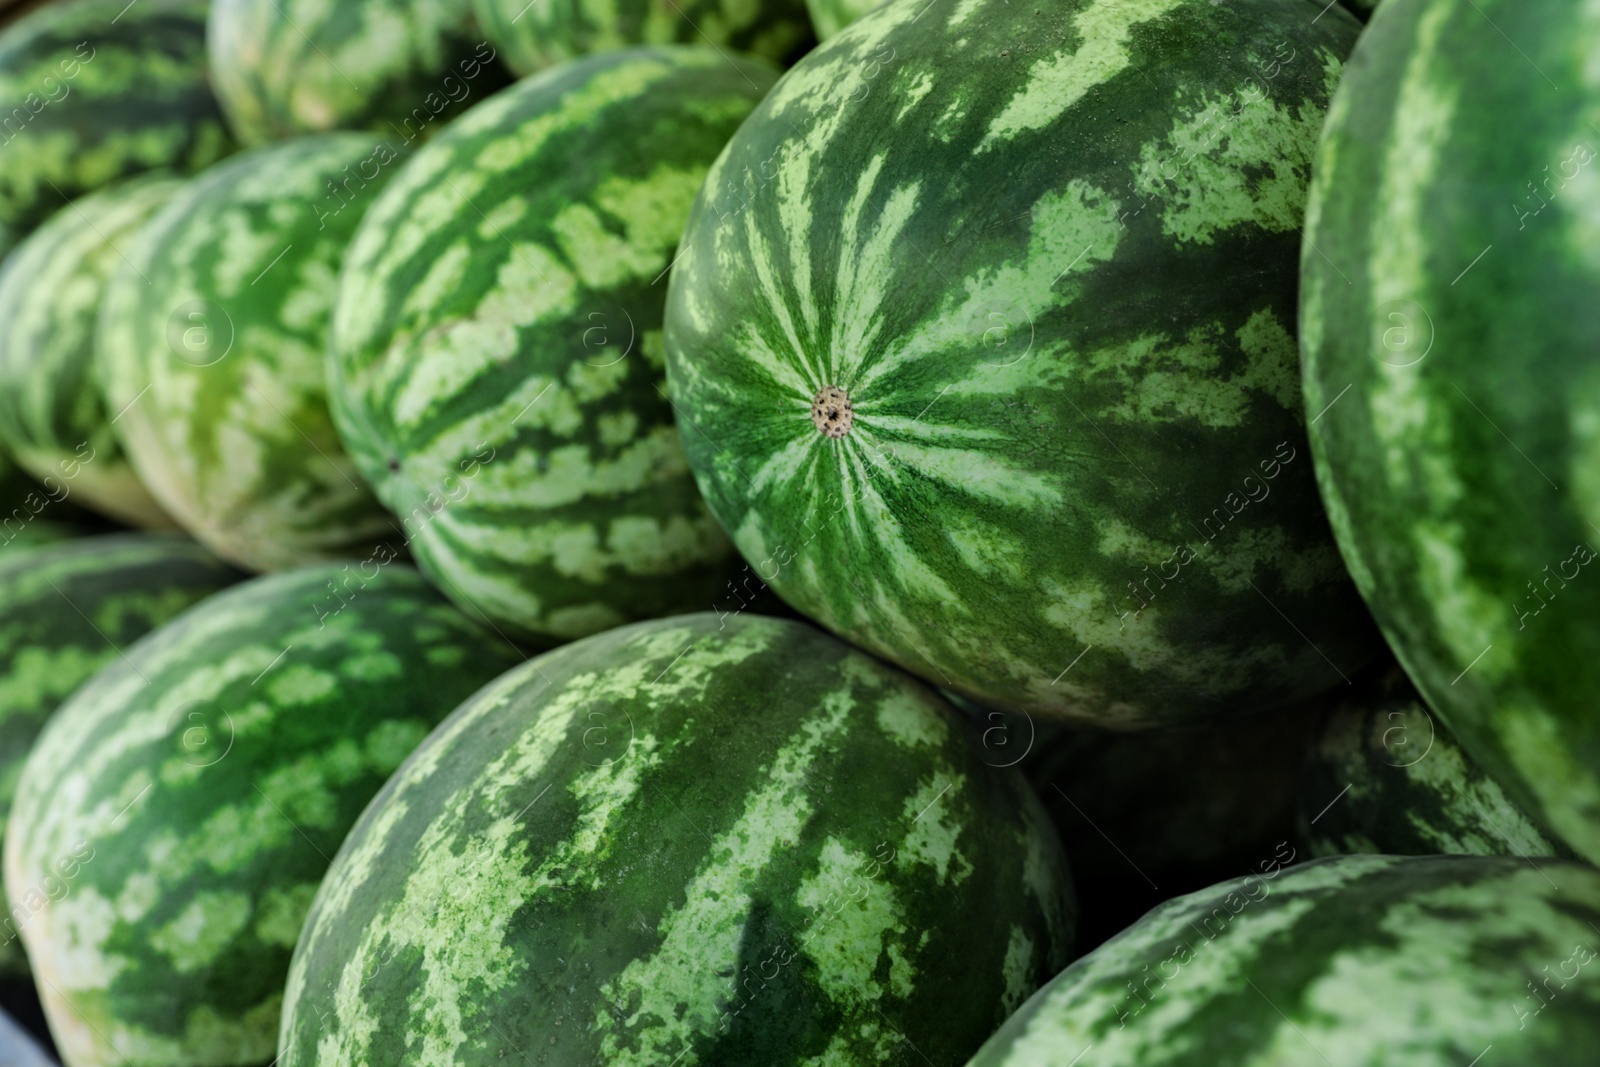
[207, 0, 513, 145]
[329, 48, 771, 642]
[98, 133, 403, 572]
[0, 0, 234, 232]
[1299, 0, 1600, 863]
[0, 534, 242, 973]
[472, 0, 810, 78]
[279, 612, 1074, 1067]
[969, 853, 1600, 1065]
[1301, 663, 1575, 861]
[0, 175, 183, 529]
[3, 563, 525, 1066]
[663, 0, 1376, 724]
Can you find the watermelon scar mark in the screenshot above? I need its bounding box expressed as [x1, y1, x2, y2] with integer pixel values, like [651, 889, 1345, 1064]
[810, 386, 853, 437]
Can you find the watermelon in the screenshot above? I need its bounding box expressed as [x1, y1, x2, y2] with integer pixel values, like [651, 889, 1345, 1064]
[207, 0, 513, 146]
[805, 0, 876, 40]
[0, 0, 234, 233]
[472, 0, 811, 79]
[663, 0, 1376, 724]
[1024, 701, 1320, 952]
[1301, 662, 1575, 862]
[970, 853, 1600, 1065]
[1299, 0, 1600, 864]
[4, 563, 525, 1066]
[0, 175, 183, 530]
[0, 533, 241, 974]
[329, 48, 770, 643]
[98, 133, 404, 573]
[278, 612, 1074, 1066]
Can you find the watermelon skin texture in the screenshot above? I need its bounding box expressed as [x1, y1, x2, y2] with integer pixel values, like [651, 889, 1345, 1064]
[1300, 663, 1575, 862]
[0, 175, 182, 530]
[278, 612, 1074, 1067]
[98, 134, 403, 573]
[3, 563, 525, 1067]
[664, 0, 1376, 725]
[0, 533, 241, 974]
[1299, 0, 1600, 864]
[207, 0, 513, 146]
[970, 853, 1600, 1066]
[329, 48, 771, 643]
[0, 0, 235, 233]
[805, 0, 877, 40]
[471, 0, 810, 78]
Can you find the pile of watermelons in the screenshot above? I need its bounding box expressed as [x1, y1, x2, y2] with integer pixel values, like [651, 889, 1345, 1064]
[0, 0, 1595, 1061]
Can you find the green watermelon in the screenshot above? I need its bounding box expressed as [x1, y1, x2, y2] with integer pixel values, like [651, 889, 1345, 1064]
[472, 0, 810, 78]
[279, 612, 1074, 1066]
[0, 175, 183, 530]
[0, 0, 234, 233]
[0, 533, 241, 973]
[970, 853, 1600, 1065]
[98, 133, 403, 573]
[1302, 663, 1575, 862]
[805, 0, 876, 39]
[1299, 0, 1600, 864]
[207, 0, 513, 145]
[329, 48, 770, 643]
[4, 563, 525, 1066]
[663, 0, 1376, 725]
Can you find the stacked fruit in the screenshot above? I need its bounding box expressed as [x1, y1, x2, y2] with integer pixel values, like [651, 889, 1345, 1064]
[0, 0, 1593, 1063]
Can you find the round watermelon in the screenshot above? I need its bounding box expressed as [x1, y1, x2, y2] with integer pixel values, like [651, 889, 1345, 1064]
[4, 563, 525, 1066]
[663, 0, 1376, 725]
[970, 853, 1600, 1065]
[207, 0, 513, 145]
[0, 175, 183, 530]
[1299, 0, 1600, 864]
[472, 0, 810, 78]
[0, 533, 241, 974]
[1300, 663, 1575, 862]
[0, 0, 234, 233]
[279, 612, 1074, 1066]
[329, 48, 771, 643]
[98, 133, 404, 572]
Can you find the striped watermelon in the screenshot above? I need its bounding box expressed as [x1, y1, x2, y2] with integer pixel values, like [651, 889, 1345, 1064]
[970, 853, 1600, 1065]
[663, 0, 1377, 724]
[471, 0, 810, 78]
[279, 612, 1074, 1067]
[0, 175, 183, 530]
[0, 0, 234, 233]
[98, 134, 404, 572]
[207, 0, 513, 145]
[1299, 0, 1600, 864]
[1301, 663, 1575, 861]
[0, 534, 241, 974]
[329, 48, 771, 643]
[4, 563, 525, 1067]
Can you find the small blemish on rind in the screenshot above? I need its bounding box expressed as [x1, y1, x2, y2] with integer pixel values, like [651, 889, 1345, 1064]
[810, 386, 853, 438]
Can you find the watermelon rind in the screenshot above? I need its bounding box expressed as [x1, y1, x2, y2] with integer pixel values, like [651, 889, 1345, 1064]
[329, 47, 773, 642]
[207, 0, 513, 145]
[0, 174, 183, 530]
[3, 562, 525, 1066]
[0, 0, 234, 233]
[1299, 0, 1600, 864]
[97, 133, 404, 572]
[1301, 663, 1577, 861]
[471, 0, 811, 78]
[279, 611, 1074, 1067]
[0, 533, 242, 974]
[663, 0, 1376, 724]
[969, 853, 1600, 1065]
